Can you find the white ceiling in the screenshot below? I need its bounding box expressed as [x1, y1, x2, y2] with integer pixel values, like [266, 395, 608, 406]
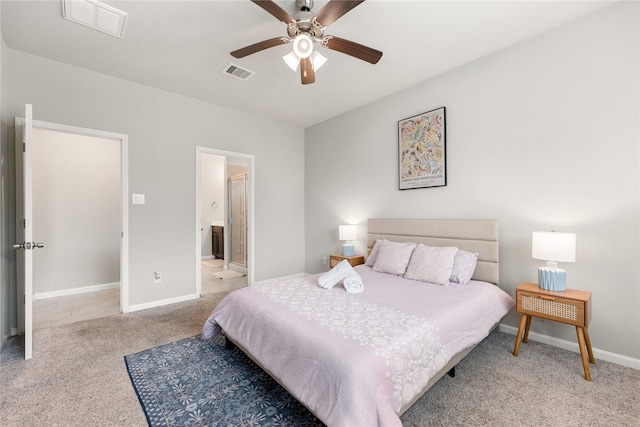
[1, 0, 614, 127]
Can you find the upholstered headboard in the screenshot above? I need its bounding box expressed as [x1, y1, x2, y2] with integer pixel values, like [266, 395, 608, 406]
[367, 218, 499, 285]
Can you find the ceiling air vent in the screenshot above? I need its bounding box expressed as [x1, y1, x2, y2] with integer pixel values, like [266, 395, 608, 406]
[223, 63, 254, 81]
[62, 0, 127, 38]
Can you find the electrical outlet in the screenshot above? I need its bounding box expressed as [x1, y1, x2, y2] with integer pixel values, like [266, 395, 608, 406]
[322, 256, 327, 265]
[154, 272, 162, 283]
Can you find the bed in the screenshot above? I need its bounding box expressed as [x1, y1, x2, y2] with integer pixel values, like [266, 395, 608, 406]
[202, 218, 515, 426]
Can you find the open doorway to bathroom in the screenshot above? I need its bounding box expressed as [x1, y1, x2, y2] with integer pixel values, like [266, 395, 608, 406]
[197, 149, 253, 295]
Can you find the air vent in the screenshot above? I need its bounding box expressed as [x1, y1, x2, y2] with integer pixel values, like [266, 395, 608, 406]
[223, 63, 255, 81]
[62, 0, 127, 38]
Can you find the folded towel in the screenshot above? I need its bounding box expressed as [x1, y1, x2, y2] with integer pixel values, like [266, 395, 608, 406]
[318, 260, 354, 290]
[342, 271, 364, 293]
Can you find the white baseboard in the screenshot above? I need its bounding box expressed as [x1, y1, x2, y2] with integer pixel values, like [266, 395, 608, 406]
[500, 324, 640, 370]
[34, 282, 120, 300]
[201, 255, 215, 260]
[128, 293, 199, 313]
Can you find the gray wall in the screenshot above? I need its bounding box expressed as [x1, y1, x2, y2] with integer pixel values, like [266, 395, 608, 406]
[1, 46, 306, 324]
[305, 2, 639, 360]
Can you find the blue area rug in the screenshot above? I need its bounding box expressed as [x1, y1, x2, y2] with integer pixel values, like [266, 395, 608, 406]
[124, 334, 323, 426]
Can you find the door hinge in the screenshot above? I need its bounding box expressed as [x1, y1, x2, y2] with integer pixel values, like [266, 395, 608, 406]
[23, 142, 26, 153]
[23, 218, 26, 229]
[23, 295, 25, 304]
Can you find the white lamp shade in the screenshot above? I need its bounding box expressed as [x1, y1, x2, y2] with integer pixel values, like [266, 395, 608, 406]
[532, 231, 576, 262]
[339, 225, 357, 241]
[283, 50, 327, 72]
[311, 51, 327, 71]
[282, 51, 300, 71]
[292, 33, 313, 59]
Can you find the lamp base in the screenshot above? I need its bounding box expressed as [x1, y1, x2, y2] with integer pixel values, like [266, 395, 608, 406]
[342, 243, 354, 257]
[538, 267, 567, 291]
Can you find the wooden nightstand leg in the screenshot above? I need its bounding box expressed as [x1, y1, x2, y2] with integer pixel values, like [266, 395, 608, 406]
[513, 314, 529, 356]
[576, 327, 592, 381]
[523, 315, 532, 343]
[583, 327, 595, 364]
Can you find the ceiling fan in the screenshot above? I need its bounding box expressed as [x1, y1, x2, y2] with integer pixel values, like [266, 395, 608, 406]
[231, 0, 383, 85]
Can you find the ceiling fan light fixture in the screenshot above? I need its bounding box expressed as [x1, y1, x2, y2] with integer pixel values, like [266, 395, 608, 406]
[283, 51, 300, 71]
[292, 33, 313, 59]
[283, 50, 327, 73]
[231, 0, 382, 85]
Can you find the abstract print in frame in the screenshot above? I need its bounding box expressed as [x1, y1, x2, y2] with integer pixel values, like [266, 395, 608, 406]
[398, 107, 446, 190]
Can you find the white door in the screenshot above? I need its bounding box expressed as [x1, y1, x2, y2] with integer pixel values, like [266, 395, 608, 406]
[14, 104, 43, 360]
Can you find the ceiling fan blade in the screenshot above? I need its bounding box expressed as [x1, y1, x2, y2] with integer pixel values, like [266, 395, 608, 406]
[251, 0, 293, 24]
[315, 0, 365, 27]
[300, 57, 315, 85]
[231, 37, 289, 59]
[323, 36, 382, 64]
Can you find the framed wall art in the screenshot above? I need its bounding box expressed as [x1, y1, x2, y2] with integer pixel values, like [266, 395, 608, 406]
[398, 107, 446, 190]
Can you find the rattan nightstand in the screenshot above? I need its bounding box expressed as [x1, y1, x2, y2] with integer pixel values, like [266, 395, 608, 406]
[513, 282, 595, 381]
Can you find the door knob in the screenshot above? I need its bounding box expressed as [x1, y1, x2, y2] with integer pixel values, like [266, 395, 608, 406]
[12, 242, 45, 250]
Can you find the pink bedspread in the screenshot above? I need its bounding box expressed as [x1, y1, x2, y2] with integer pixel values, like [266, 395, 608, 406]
[202, 265, 515, 426]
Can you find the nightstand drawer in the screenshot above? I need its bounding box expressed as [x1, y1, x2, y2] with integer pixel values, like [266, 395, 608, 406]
[517, 291, 586, 327]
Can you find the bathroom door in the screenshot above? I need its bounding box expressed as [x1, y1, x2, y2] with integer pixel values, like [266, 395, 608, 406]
[229, 173, 247, 267]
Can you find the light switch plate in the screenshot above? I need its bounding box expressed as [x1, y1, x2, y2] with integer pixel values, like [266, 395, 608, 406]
[132, 194, 145, 204]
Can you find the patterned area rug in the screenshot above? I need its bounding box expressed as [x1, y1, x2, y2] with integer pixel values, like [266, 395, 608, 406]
[124, 334, 323, 426]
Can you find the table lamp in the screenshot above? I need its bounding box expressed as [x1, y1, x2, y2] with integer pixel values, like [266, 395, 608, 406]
[532, 231, 576, 291]
[339, 225, 357, 257]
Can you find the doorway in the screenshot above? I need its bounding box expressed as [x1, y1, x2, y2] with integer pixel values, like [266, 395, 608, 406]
[32, 128, 122, 329]
[196, 148, 254, 296]
[14, 118, 129, 339]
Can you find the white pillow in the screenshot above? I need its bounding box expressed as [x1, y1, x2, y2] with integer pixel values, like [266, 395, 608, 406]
[365, 239, 383, 267]
[449, 250, 479, 285]
[404, 244, 458, 286]
[372, 240, 417, 276]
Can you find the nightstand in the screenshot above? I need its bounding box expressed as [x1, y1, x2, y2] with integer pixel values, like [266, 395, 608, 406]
[329, 255, 364, 268]
[513, 282, 595, 381]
